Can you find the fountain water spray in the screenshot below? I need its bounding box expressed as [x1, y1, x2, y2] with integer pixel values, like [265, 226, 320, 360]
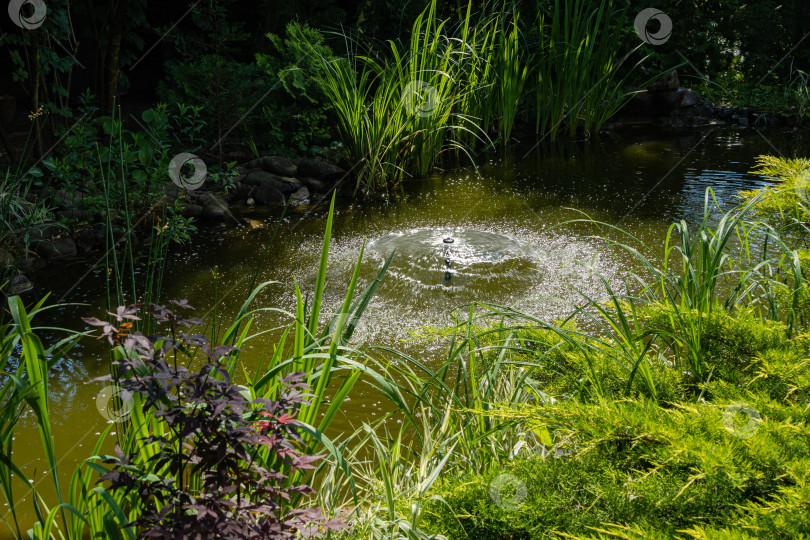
[443, 237, 454, 282]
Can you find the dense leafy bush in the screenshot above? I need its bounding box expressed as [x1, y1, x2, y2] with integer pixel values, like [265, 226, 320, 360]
[157, 0, 267, 146]
[85, 301, 343, 538]
[256, 22, 341, 156]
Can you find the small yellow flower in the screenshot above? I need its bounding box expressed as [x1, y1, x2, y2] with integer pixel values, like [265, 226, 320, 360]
[27, 106, 44, 121]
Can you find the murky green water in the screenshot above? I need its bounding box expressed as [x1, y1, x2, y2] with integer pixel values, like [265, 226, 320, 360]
[4, 124, 808, 533]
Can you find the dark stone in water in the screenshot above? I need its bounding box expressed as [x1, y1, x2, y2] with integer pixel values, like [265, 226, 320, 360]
[245, 171, 302, 194]
[296, 159, 345, 183]
[289, 186, 311, 207]
[300, 177, 328, 192]
[260, 155, 298, 177]
[253, 184, 285, 206]
[180, 203, 203, 218]
[36, 237, 77, 260]
[198, 193, 230, 220]
[4, 274, 33, 296]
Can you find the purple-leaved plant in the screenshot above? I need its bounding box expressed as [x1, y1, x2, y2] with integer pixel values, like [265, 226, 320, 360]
[84, 300, 345, 539]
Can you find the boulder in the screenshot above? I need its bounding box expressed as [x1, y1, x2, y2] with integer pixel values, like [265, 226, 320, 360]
[648, 70, 680, 93]
[623, 90, 656, 115]
[20, 225, 55, 242]
[244, 171, 302, 194]
[260, 156, 298, 177]
[4, 274, 33, 296]
[653, 88, 703, 113]
[0, 248, 13, 268]
[180, 203, 203, 218]
[199, 193, 230, 220]
[296, 159, 345, 183]
[289, 186, 311, 207]
[36, 237, 77, 260]
[300, 177, 328, 192]
[253, 185, 285, 206]
[230, 183, 252, 202]
[74, 226, 105, 253]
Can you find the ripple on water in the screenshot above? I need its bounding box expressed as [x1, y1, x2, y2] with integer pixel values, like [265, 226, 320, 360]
[283, 227, 624, 346]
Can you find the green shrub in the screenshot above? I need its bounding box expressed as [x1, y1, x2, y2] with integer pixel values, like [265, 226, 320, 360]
[425, 396, 810, 539]
[256, 22, 340, 156]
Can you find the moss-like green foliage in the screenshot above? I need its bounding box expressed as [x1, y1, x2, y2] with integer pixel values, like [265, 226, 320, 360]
[420, 307, 810, 539]
[425, 396, 810, 538]
[738, 155, 810, 240]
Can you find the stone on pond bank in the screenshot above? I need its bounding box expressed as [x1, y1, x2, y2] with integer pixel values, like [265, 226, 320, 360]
[290, 186, 311, 207]
[0, 248, 13, 268]
[198, 193, 230, 220]
[296, 159, 345, 183]
[260, 156, 297, 177]
[36, 237, 77, 260]
[300, 177, 328, 192]
[253, 184, 285, 206]
[242, 155, 298, 177]
[3, 274, 33, 296]
[244, 171, 302, 194]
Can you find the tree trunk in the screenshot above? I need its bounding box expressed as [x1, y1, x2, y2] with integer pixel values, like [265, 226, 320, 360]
[105, 0, 129, 115]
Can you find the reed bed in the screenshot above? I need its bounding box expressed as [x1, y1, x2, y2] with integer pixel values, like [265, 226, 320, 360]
[309, 0, 643, 192]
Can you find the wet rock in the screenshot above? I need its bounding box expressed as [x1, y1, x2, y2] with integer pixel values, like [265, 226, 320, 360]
[36, 237, 77, 260]
[4, 274, 33, 296]
[717, 106, 735, 120]
[260, 156, 297, 177]
[648, 70, 680, 93]
[253, 184, 285, 206]
[20, 224, 55, 243]
[180, 203, 203, 218]
[16, 257, 36, 271]
[290, 186, 311, 207]
[0, 248, 13, 268]
[244, 171, 301, 194]
[74, 226, 104, 253]
[199, 193, 230, 220]
[296, 159, 345, 183]
[624, 89, 656, 115]
[230, 183, 252, 202]
[300, 176, 328, 192]
[653, 88, 702, 112]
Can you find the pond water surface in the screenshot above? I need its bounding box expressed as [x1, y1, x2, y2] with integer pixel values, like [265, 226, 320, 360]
[4, 123, 809, 534]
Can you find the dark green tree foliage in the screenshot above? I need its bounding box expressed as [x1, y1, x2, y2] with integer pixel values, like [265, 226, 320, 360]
[256, 22, 341, 156]
[157, 0, 266, 150]
[635, 0, 810, 83]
